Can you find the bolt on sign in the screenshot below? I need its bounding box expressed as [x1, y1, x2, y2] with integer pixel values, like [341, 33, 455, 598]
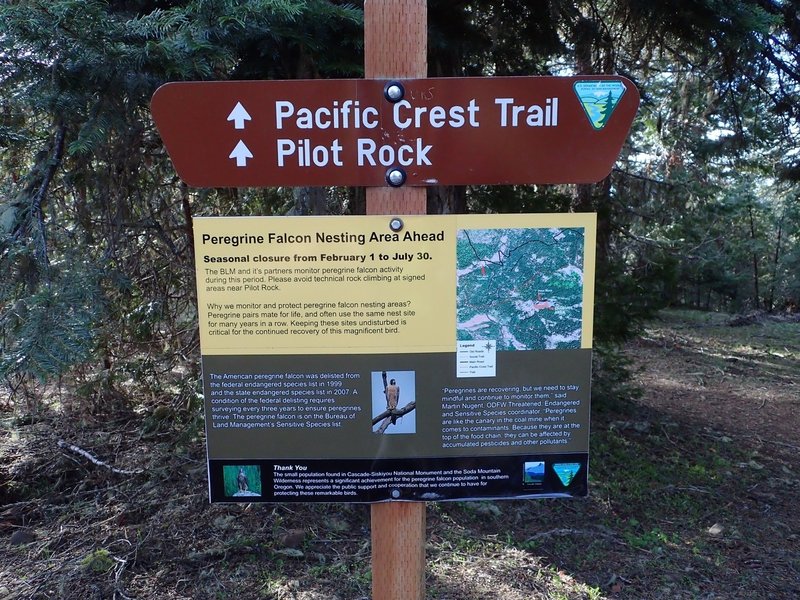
[195, 212, 596, 503]
[151, 76, 638, 187]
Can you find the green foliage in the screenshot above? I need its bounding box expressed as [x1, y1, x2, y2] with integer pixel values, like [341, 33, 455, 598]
[591, 343, 642, 411]
[81, 548, 114, 573]
[0, 245, 104, 382]
[1, 0, 799, 412]
[467, 185, 573, 214]
[0, 0, 363, 399]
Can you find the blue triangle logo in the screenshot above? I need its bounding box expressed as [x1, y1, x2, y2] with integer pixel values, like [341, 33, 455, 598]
[553, 462, 581, 487]
[574, 80, 627, 130]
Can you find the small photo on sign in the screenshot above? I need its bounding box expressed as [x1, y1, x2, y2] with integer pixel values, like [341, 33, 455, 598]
[223, 465, 262, 498]
[523, 461, 546, 486]
[371, 370, 416, 435]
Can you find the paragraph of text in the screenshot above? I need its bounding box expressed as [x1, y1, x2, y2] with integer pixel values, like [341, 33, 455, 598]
[209, 371, 362, 430]
[204, 299, 419, 337]
[440, 383, 583, 449]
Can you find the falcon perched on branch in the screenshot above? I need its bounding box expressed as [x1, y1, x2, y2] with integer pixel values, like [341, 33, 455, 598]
[386, 379, 400, 411]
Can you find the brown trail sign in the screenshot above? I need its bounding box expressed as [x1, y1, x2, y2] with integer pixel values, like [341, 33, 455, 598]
[151, 76, 638, 188]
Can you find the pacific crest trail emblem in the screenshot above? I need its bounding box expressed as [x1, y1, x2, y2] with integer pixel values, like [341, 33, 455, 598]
[574, 80, 627, 130]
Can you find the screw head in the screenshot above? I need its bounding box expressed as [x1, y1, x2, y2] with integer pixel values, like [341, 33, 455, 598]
[389, 218, 404, 232]
[386, 167, 406, 187]
[384, 81, 405, 103]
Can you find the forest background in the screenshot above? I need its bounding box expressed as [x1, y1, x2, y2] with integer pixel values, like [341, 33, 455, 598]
[1, 1, 799, 599]
[1, 0, 799, 396]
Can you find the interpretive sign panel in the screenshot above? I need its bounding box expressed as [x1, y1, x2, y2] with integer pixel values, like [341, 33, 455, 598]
[152, 76, 638, 187]
[196, 213, 596, 502]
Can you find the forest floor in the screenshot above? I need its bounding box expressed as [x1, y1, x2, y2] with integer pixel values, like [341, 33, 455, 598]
[1, 309, 799, 599]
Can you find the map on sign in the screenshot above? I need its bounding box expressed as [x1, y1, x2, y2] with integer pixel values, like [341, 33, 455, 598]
[456, 227, 584, 351]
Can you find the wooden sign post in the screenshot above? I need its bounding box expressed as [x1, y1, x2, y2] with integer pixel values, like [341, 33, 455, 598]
[364, 1, 427, 599]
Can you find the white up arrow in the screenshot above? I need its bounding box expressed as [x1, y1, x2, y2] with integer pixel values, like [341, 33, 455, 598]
[227, 102, 251, 129]
[229, 140, 253, 167]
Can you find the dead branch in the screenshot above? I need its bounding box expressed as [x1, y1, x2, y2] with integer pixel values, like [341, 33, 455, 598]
[753, 436, 800, 452]
[372, 401, 417, 426]
[375, 416, 393, 434]
[56, 439, 143, 475]
[526, 526, 629, 547]
[526, 527, 601, 541]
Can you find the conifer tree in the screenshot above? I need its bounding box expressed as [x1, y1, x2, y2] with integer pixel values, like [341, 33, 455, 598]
[1, 0, 798, 408]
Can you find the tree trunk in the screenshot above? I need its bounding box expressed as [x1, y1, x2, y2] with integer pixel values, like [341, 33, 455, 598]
[427, 186, 466, 214]
[29, 122, 67, 267]
[748, 205, 760, 310]
[766, 209, 785, 312]
[292, 186, 327, 216]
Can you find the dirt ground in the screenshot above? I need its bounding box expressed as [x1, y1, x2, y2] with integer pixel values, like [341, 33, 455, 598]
[632, 310, 799, 446]
[1, 309, 798, 599]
